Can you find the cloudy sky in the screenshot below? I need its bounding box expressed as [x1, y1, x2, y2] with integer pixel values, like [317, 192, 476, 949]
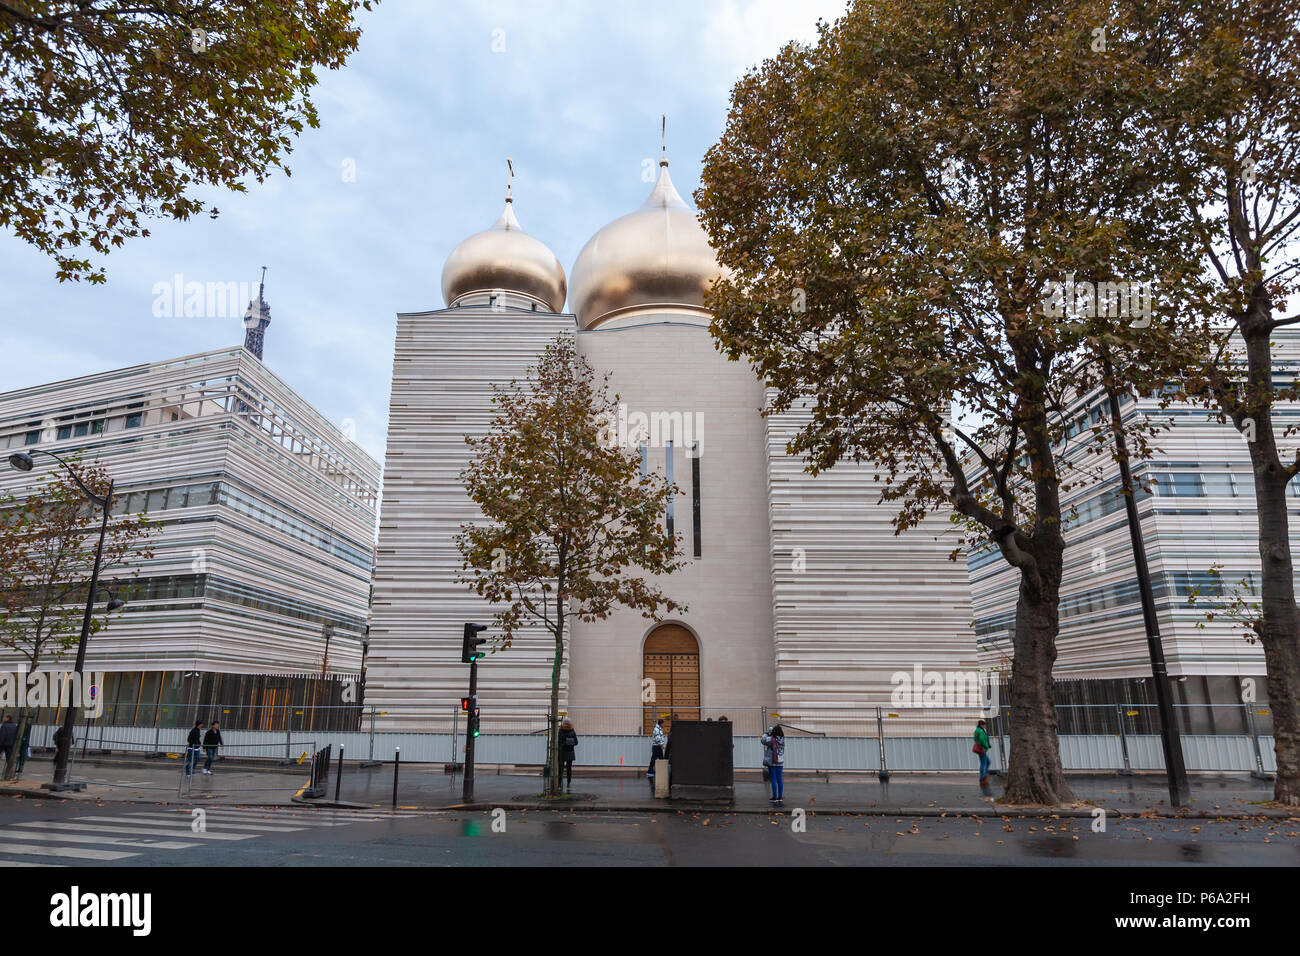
[0, 0, 847, 465]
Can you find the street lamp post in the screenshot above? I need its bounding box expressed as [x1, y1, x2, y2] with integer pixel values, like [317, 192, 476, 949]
[8, 449, 121, 791]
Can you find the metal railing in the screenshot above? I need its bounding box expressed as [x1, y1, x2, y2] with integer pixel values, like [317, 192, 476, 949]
[1, 701, 1277, 774]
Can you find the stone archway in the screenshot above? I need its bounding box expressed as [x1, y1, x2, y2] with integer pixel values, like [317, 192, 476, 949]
[642, 623, 700, 733]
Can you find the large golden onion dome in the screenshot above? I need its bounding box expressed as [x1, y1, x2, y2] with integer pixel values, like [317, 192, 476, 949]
[570, 157, 726, 330]
[441, 197, 567, 313]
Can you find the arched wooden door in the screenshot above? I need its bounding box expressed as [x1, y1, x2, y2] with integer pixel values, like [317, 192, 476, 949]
[643, 624, 700, 733]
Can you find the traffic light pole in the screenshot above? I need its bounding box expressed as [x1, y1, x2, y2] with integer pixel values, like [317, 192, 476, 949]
[463, 658, 477, 802]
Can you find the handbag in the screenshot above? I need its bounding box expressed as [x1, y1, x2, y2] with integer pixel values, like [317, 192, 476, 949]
[972, 741, 986, 755]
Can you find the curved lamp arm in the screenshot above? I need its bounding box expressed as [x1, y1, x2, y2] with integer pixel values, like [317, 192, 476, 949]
[7, 448, 109, 508]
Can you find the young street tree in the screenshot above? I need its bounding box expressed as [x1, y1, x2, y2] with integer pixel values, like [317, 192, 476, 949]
[696, 0, 1204, 804]
[1129, 0, 1300, 805]
[0, 461, 156, 779]
[457, 337, 687, 798]
[0, 0, 375, 283]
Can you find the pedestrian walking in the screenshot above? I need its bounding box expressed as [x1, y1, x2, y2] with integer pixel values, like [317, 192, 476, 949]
[558, 719, 578, 792]
[185, 720, 205, 776]
[202, 721, 223, 774]
[761, 724, 785, 806]
[648, 718, 666, 783]
[0, 716, 15, 766]
[973, 719, 992, 786]
[16, 721, 32, 775]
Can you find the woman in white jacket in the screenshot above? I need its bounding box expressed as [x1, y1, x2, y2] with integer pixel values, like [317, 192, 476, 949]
[648, 719, 667, 781]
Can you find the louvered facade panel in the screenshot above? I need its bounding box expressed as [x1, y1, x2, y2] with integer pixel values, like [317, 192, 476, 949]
[365, 303, 573, 727]
[0, 347, 379, 680]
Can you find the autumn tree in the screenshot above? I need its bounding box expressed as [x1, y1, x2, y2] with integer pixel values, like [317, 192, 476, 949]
[0, 459, 156, 778]
[457, 337, 687, 798]
[697, 0, 1207, 804]
[1113, 0, 1300, 805]
[0, 0, 375, 282]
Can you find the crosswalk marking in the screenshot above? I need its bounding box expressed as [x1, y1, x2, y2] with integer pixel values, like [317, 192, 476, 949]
[0, 830, 199, 850]
[0, 841, 136, 861]
[145, 809, 346, 826]
[0, 860, 62, 867]
[12, 821, 259, 841]
[0, 806, 430, 867]
[114, 813, 310, 833]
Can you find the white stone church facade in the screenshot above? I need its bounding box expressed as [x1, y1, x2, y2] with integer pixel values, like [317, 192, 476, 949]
[366, 154, 975, 733]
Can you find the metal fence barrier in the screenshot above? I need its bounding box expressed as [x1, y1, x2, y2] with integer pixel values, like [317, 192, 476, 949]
[1, 702, 1277, 775]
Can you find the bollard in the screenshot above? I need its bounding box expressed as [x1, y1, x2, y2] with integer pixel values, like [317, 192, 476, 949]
[1245, 705, 1269, 779]
[875, 707, 889, 782]
[1116, 704, 1132, 775]
[392, 747, 400, 809]
[334, 745, 345, 802]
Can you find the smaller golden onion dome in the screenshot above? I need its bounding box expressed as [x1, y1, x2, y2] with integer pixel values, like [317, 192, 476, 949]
[569, 157, 727, 330]
[441, 198, 567, 313]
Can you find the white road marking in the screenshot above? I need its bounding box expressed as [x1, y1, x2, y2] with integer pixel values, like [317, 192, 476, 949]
[0, 841, 136, 861]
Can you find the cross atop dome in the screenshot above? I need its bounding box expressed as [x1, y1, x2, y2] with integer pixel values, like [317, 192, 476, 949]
[439, 160, 567, 313]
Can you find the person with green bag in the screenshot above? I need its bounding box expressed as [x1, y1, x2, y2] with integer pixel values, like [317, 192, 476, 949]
[973, 719, 992, 786]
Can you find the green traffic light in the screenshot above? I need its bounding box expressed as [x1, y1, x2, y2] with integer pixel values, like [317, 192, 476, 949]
[472, 729, 480, 738]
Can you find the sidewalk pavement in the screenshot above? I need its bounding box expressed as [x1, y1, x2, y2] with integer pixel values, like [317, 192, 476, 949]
[2, 755, 1292, 818]
[0, 755, 307, 806]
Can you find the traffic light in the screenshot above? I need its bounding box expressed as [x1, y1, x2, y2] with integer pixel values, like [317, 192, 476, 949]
[470, 707, 481, 738]
[460, 697, 470, 712]
[461, 622, 488, 663]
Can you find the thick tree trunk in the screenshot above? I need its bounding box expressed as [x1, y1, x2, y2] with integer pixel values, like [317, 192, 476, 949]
[1004, 554, 1074, 805]
[546, 615, 564, 798]
[547, 644, 560, 798]
[1236, 304, 1300, 806]
[1250, 451, 1300, 805]
[3, 710, 29, 781]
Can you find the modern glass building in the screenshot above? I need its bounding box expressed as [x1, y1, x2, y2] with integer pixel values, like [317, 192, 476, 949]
[0, 346, 380, 730]
[968, 335, 1300, 725]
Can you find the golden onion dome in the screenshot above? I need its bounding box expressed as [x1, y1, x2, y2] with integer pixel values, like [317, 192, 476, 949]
[441, 198, 567, 313]
[570, 158, 727, 330]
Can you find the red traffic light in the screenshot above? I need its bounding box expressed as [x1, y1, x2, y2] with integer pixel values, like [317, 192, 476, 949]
[460, 697, 470, 712]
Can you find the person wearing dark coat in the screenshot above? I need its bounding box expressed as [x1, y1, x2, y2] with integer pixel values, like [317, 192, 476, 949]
[0, 716, 16, 766]
[16, 721, 32, 774]
[202, 722, 223, 774]
[53, 724, 73, 752]
[558, 720, 578, 792]
[185, 721, 204, 776]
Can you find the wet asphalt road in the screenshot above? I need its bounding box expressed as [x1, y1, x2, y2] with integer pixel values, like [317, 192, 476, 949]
[0, 799, 1296, 866]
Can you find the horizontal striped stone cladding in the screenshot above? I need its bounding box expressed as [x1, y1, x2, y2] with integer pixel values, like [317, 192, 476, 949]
[366, 305, 575, 728]
[967, 331, 1300, 684]
[0, 347, 379, 677]
[765, 402, 977, 718]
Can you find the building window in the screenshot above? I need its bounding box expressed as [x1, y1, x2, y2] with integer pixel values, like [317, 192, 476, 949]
[73, 422, 88, 437]
[24, 430, 39, 445]
[125, 413, 143, 429]
[57, 425, 72, 440]
[665, 440, 674, 539]
[691, 442, 701, 558]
